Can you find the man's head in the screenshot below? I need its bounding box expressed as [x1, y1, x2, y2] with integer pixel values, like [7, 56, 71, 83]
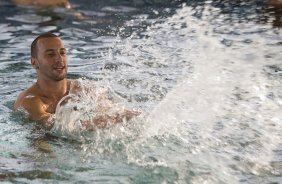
[31, 32, 68, 81]
[31, 32, 59, 59]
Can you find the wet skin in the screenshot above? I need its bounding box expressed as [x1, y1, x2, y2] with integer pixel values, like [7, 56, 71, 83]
[14, 37, 70, 128]
[14, 36, 140, 129]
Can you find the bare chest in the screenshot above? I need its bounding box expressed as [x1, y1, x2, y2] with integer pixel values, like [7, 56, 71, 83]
[41, 99, 61, 114]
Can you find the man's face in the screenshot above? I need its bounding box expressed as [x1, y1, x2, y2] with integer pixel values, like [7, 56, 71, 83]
[34, 37, 68, 81]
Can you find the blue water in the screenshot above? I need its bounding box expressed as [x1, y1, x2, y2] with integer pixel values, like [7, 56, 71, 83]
[1, 0, 282, 183]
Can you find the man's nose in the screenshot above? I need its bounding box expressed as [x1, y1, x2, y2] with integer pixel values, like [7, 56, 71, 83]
[55, 52, 63, 63]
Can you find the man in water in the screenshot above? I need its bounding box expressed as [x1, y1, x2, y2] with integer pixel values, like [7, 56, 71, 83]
[14, 32, 139, 129]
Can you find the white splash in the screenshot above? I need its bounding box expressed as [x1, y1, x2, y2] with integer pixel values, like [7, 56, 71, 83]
[50, 79, 139, 140]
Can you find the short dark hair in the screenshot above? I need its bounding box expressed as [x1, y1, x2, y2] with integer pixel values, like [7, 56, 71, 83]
[31, 32, 59, 58]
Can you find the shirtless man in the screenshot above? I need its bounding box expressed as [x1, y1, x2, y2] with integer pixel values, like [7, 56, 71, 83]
[14, 33, 139, 129]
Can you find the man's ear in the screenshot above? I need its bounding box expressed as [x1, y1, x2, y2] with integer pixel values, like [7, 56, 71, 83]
[31, 58, 39, 69]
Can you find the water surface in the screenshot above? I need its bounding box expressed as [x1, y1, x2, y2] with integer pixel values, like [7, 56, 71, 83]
[0, 0, 282, 183]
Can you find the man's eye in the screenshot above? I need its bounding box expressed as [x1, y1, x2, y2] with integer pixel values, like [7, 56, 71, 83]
[60, 51, 66, 55]
[47, 53, 55, 56]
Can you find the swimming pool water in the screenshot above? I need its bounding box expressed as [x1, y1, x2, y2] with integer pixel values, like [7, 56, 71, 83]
[0, 0, 282, 183]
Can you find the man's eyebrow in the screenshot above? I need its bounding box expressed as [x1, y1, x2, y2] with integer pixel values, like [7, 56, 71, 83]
[44, 48, 66, 52]
[45, 49, 55, 53]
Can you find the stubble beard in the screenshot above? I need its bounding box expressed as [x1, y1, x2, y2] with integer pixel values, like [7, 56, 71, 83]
[53, 74, 66, 81]
[53, 71, 67, 81]
[44, 68, 67, 82]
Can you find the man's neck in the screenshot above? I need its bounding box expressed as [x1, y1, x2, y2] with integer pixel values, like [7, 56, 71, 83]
[36, 79, 69, 100]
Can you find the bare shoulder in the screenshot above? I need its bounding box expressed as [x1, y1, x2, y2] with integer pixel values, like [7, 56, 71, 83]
[14, 85, 49, 121]
[14, 91, 40, 109]
[14, 85, 35, 109]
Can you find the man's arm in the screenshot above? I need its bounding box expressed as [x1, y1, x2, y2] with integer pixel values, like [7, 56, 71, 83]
[80, 110, 140, 130]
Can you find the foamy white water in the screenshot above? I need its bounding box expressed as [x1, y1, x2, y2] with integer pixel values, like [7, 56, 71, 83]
[48, 4, 282, 183]
[143, 5, 282, 183]
[1, 0, 280, 182]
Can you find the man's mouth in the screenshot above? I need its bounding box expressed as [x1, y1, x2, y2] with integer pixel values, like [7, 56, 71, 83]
[53, 66, 65, 72]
